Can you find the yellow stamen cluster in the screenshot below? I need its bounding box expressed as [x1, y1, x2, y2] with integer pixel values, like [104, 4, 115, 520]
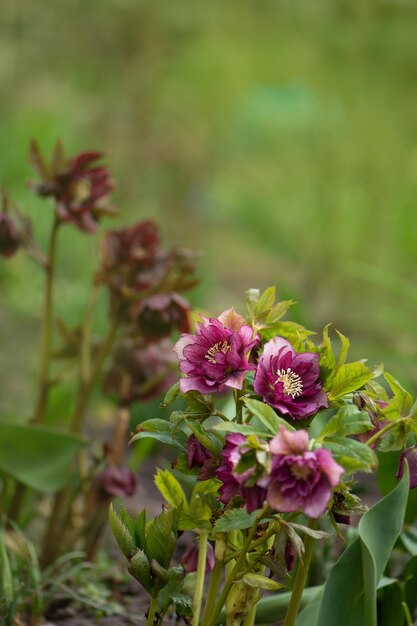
[205, 341, 232, 364]
[275, 368, 303, 398]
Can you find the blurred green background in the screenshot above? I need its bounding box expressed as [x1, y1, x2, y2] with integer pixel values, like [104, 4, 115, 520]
[1, 0, 417, 418]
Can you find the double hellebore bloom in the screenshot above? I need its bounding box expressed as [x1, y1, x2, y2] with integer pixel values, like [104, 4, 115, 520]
[267, 427, 344, 518]
[174, 308, 259, 395]
[254, 337, 328, 419]
[216, 433, 268, 512]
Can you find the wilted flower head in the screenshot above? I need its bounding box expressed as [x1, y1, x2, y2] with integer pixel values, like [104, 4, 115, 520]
[254, 337, 327, 420]
[216, 433, 267, 513]
[267, 427, 344, 518]
[134, 293, 191, 340]
[174, 308, 259, 395]
[397, 447, 417, 489]
[187, 434, 213, 469]
[31, 141, 115, 233]
[180, 540, 215, 574]
[104, 338, 177, 405]
[97, 465, 137, 498]
[0, 211, 20, 258]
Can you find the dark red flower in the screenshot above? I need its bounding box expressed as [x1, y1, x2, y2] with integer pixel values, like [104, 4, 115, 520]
[33, 146, 115, 233]
[104, 338, 177, 405]
[0, 211, 20, 258]
[397, 447, 417, 489]
[97, 465, 137, 497]
[180, 541, 215, 574]
[134, 293, 191, 340]
[187, 434, 213, 469]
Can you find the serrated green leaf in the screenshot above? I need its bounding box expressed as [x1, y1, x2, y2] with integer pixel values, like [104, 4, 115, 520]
[319, 325, 337, 382]
[318, 405, 373, 440]
[179, 511, 212, 531]
[146, 509, 178, 569]
[242, 572, 284, 591]
[382, 372, 413, 420]
[326, 362, 374, 400]
[154, 469, 188, 511]
[336, 330, 350, 369]
[173, 593, 193, 618]
[128, 549, 152, 593]
[214, 508, 259, 532]
[190, 479, 220, 521]
[244, 398, 295, 433]
[109, 504, 136, 558]
[134, 510, 147, 552]
[378, 421, 409, 452]
[185, 419, 220, 455]
[323, 437, 377, 474]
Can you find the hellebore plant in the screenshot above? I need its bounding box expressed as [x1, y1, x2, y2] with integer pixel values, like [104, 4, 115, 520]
[0, 140, 198, 580]
[110, 287, 417, 626]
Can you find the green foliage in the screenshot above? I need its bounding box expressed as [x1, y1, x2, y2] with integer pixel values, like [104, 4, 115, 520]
[244, 398, 295, 434]
[130, 418, 188, 451]
[381, 373, 414, 420]
[318, 405, 373, 440]
[242, 572, 284, 591]
[326, 362, 375, 402]
[0, 422, 83, 492]
[214, 508, 259, 532]
[0, 528, 15, 626]
[154, 469, 188, 511]
[296, 466, 410, 626]
[323, 436, 377, 474]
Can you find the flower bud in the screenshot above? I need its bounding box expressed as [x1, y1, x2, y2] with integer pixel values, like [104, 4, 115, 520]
[134, 293, 191, 340]
[180, 541, 215, 574]
[0, 212, 20, 258]
[397, 447, 417, 489]
[187, 434, 212, 469]
[97, 465, 137, 498]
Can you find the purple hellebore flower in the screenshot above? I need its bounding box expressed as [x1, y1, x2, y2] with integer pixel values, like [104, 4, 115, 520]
[267, 427, 344, 518]
[254, 337, 328, 420]
[97, 465, 137, 498]
[187, 434, 213, 469]
[397, 447, 417, 489]
[181, 541, 215, 574]
[174, 308, 259, 395]
[216, 433, 267, 513]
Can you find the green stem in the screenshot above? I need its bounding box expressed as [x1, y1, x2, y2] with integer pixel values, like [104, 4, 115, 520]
[147, 595, 158, 626]
[193, 531, 209, 626]
[205, 507, 268, 626]
[242, 603, 257, 626]
[31, 218, 59, 425]
[202, 558, 224, 625]
[283, 518, 318, 626]
[365, 419, 402, 448]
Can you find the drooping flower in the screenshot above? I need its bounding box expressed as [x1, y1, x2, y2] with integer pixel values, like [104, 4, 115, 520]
[174, 308, 259, 395]
[396, 447, 417, 489]
[267, 426, 344, 518]
[187, 434, 213, 469]
[180, 540, 215, 574]
[216, 433, 267, 512]
[134, 293, 191, 340]
[254, 337, 328, 420]
[104, 338, 177, 405]
[97, 465, 137, 498]
[32, 143, 115, 233]
[0, 211, 20, 258]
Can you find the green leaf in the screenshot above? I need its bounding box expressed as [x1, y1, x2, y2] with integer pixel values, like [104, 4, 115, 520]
[382, 372, 413, 420]
[189, 479, 220, 521]
[378, 421, 410, 452]
[128, 549, 152, 594]
[242, 573, 284, 591]
[185, 419, 220, 455]
[326, 362, 374, 400]
[0, 422, 83, 493]
[319, 325, 337, 382]
[130, 419, 187, 451]
[244, 398, 295, 433]
[318, 405, 373, 440]
[134, 510, 147, 552]
[179, 512, 212, 531]
[0, 529, 15, 626]
[214, 508, 259, 532]
[146, 509, 179, 569]
[160, 382, 180, 408]
[336, 330, 350, 369]
[213, 422, 271, 437]
[109, 504, 136, 558]
[323, 436, 377, 474]
[303, 465, 410, 626]
[154, 469, 188, 511]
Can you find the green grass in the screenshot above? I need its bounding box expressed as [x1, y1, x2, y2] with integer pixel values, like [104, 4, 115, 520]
[1, 0, 417, 416]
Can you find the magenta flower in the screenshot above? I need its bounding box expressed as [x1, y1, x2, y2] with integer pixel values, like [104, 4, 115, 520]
[174, 308, 258, 395]
[397, 447, 417, 489]
[254, 337, 328, 420]
[216, 433, 267, 513]
[267, 427, 344, 518]
[97, 465, 137, 498]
